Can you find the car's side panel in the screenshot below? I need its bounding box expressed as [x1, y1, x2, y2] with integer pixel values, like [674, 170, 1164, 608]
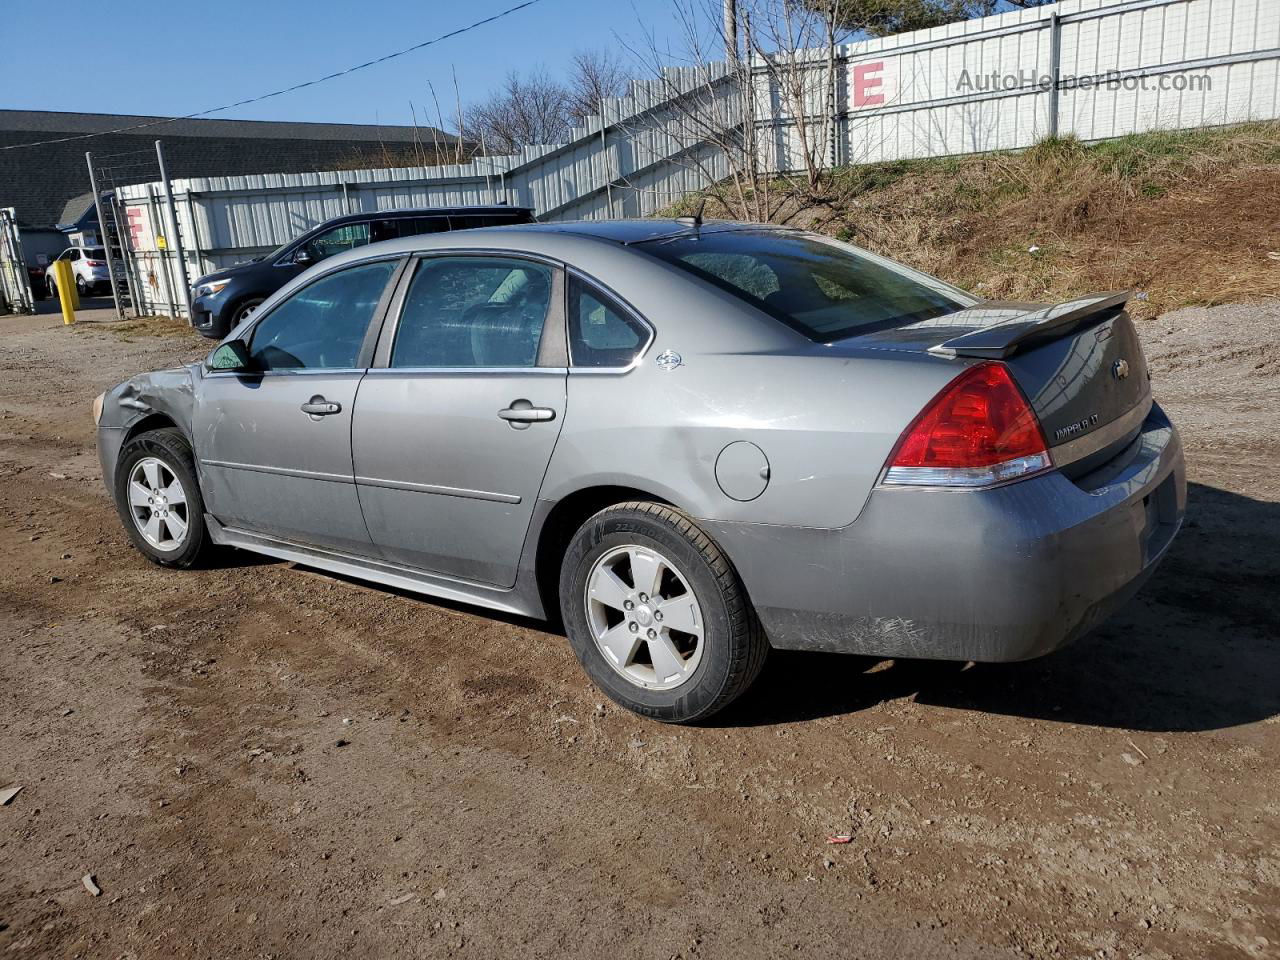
[193, 370, 375, 554]
[544, 351, 957, 529]
[352, 368, 568, 586]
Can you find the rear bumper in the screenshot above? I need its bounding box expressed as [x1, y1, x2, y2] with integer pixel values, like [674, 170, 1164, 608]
[705, 404, 1186, 662]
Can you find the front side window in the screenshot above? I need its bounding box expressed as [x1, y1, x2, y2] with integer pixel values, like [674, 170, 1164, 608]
[641, 230, 972, 343]
[391, 257, 552, 368]
[567, 277, 648, 368]
[248, 259, 396, 371]
[302, 222, 370, 263]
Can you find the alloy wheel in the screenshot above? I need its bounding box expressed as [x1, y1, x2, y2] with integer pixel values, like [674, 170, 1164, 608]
[584, 545, 704, 690]
[127, 457, 189, 552]
[234, 301, 261, 325]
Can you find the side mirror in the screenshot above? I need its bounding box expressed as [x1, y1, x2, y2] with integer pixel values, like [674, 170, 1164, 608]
[207, 339, 253, 373]
[294, 248, 313, 266]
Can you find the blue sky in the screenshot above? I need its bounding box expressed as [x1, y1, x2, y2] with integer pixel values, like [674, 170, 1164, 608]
[4, 1, 704, 129]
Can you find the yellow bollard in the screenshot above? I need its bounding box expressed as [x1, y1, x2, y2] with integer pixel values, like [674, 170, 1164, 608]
[52, 259, 78, 324]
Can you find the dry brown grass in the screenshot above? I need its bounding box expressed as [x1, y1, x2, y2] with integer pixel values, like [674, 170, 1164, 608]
[88, 314, 196, 341]
[680, 123, 1280, 318]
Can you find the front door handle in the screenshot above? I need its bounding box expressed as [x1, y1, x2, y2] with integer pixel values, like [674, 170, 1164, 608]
[301, 395, 342, 418]
[498, 399, 556, 429]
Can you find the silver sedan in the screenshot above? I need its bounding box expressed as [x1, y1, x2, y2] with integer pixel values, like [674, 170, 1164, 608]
[95, 220, 1186, 722]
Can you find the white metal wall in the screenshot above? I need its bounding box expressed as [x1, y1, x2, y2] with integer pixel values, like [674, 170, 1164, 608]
[116, 0, 1279, 317]
[808, 0, 1280, 167]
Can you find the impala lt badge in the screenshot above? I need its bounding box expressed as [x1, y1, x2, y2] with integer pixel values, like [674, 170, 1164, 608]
[1112, 358, 1131, 380]
[1055, 413, 1101, 442]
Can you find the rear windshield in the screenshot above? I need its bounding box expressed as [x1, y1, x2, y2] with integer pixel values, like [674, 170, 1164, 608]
[641, 230, 971, 342]
[85, 247, 106, 260]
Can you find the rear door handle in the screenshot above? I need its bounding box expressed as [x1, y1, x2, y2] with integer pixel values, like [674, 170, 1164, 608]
[498, 400, 556, 428]
[301, 395, 342, 418]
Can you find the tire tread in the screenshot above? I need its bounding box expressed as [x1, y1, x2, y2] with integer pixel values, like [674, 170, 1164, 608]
[571, 500, 768, 722]
[113, 427, 208, 569]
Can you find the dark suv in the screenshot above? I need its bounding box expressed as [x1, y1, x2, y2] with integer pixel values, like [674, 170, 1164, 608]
[190, 205, 534, 339]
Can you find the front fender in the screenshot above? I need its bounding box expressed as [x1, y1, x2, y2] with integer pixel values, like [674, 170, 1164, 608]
[97, 365, 199, 498]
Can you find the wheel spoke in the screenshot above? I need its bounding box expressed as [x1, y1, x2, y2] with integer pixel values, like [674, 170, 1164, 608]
[142, 460, 161, 491]
[163, 512, 187, 543]
[597, 622, 642, 667]
[129, 481, 152, 508]
[657, 595, 702, 637]
[629, 549, 664, 599]
[588, 566, 631, 613]
[162, 480, 186, 506]
[143, 514, 163, 544]
[648, 634, 687, 683]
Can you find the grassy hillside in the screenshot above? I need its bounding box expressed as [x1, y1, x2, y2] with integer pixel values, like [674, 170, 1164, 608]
[674, 123, 1280, 318]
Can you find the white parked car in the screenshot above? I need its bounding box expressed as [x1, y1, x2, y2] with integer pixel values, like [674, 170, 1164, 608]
[47, 246, 114, 297]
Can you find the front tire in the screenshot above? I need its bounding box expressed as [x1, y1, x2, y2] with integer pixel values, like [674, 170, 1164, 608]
[113, 428, 209, 569]
[230, 297, 264, 329]
[560, 502, 768, 723]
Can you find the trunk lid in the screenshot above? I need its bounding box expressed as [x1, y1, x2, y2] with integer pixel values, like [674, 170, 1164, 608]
[850, 292, 1152, 468]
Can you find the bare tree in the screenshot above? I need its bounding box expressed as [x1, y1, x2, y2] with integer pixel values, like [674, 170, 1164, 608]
[566, 50, 632, 124]
[468, 69, 575, 154]
[804, 0, 1052, 36]
[736, 0, 855, 191]
[614, 0, 774, 221]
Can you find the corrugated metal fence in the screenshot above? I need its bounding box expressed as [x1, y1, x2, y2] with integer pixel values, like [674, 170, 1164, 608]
[117, 0, 1279, 317]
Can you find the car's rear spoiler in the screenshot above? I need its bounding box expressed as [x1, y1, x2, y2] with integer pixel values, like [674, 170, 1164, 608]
[927, 291, 1133, 360]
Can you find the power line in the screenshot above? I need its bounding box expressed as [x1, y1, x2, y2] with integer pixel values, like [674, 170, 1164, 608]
[1, 1, 545, 152]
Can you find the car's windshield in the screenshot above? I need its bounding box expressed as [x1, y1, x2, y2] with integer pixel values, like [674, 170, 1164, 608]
[641, 230, 974, 343]
[85, 247, 106, 260]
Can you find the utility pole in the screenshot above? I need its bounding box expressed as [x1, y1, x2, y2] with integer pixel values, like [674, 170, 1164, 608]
[85, 152, 125, 322]
[155, 140, 192, 321]
[724, 0, 739, 62]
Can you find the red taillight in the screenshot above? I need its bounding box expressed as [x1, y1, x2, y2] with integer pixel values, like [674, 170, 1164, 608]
[884, 362, 1051, 487]
[85, 260, 105, 267]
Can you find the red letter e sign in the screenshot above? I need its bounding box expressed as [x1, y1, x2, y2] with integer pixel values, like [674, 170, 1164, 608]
[853, 62, 885, 108]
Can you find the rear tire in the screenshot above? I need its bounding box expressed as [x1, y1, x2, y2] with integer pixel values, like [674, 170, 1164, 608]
[559, 502, 768, 723]
[76, 276, 86, 296]
[113, 428, 209, 569]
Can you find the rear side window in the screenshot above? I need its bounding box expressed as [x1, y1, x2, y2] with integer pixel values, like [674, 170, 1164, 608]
[391, 257, 552, 368]
[370, 217, 451, 243]
[248, 259, 396, 370]
[567, 277, 648, 368]
[450, 214, 525, 230]
[641, 231, 971, 343]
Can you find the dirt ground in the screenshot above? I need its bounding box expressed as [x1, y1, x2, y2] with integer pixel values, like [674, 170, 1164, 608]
[1, 298, 1278, 960]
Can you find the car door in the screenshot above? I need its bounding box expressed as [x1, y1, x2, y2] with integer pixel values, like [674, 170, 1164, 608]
[351, 254, 567, 587]
[193, 257, 402, 553]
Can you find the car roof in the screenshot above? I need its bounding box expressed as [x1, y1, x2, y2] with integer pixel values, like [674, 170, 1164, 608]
[308, 219, 804, 270]
[316, 205, 532, 228]
[478, 218, 797, 246]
